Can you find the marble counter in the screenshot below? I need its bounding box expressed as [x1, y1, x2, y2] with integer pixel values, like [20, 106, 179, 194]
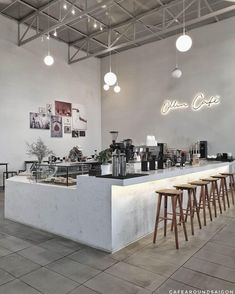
[5, 161, 235, 253]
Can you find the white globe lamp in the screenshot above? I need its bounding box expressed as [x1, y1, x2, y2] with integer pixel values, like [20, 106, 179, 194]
[104, 71, 117, 86]
[103, 84, 110, 91]
[114, 84, 121, 93]
[172, 67, 182, 79]
[44, 54, 54, 66]
[176, 33, 192, 52]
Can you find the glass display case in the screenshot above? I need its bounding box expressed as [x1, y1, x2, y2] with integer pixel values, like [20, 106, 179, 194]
[33, 163, 91, 186]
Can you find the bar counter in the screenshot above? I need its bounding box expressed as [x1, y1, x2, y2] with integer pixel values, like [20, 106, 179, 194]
[5, 161, 235, 252]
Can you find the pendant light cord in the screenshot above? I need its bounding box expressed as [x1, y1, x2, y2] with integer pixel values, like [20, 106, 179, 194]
[183, 0, 186, 34]
[47, 6, 50, 55]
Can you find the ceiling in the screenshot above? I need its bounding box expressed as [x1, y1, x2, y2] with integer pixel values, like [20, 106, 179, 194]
[1, 0, 235, 64]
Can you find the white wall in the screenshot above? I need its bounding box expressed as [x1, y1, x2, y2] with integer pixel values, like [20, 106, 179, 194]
[101, 17, 235, 155]
[0, 16, 101, 171]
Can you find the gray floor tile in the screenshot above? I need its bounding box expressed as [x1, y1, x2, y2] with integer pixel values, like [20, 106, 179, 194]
[194, 247, 235, 269]
[154, 278, 198, 293]
[111, 235, 152, 261]
[0, 245, 12, 257]
[105, 261, 166, 291]
[0, 279, 41, 294]
[172, 267, 235, 290]
[21, 267, 79, 294]
[184, 257, 235, 283]
[125, 250, 179, 277]
[0, 268, 14, 286]
[203, 241, 235, 258]
[0, 253, 40, 277]
[46, 257, 100, 284]
[68, 285, 98, 294]
[68, 248, 117, 270]
[18, 245, 64, 266]
[0, 236, 32, 252]
[211, 230, 235, 247]
[39, 238, 82, 256]
[85, 272, 151, 294]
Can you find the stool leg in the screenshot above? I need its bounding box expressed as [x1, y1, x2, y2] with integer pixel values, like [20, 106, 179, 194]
[188, 190, 194, 235]
[231, 175, 235, 205]
[224, 178, 230, 208]
[153, 195, 162, 243]
[192, 188, 202, 229]
[215, 181, 222, 214]
[171, 196, 179, 249]
[220, 180, 226, 211]
[205, 184, 213, 222]
[164, 196, 168, 237]
[178, 195, 188, 242]
[201, 186, 207, 226]
[211, 182, 217, 218]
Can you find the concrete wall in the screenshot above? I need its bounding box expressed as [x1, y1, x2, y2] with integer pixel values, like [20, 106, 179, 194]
[101, 17, 235, 155]
[0, 16, 101, 172]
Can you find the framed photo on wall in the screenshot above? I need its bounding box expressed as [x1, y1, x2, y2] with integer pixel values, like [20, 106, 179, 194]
[51, 115, 62, 137]
[29, 112, 50, 130]
[55, 101, 72, 117]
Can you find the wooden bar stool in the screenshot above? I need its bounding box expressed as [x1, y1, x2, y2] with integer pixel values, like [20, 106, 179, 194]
[153, 189, 188, 249]
[189, 181, 212, 226]
[174, 184, 202, 235]
[200, 177, 222, 217]
[220, 173, 235, 206]
[211, 175, 230, 210]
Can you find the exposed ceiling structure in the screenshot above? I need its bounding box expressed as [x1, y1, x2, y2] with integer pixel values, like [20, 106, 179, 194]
[1, 0, 235, 64]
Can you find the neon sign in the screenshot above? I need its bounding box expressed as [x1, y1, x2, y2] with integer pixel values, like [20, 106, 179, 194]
[161, 92, 221, 115]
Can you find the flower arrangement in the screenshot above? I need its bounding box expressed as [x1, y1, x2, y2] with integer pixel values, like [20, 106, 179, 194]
[26, 138, 53, 163]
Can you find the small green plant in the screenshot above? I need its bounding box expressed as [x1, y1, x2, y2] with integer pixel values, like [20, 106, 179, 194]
[26, 138, 53, 163]
[98, 149, 112, 164]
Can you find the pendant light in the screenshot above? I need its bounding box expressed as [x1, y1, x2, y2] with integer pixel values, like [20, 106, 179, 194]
[103, 84, 110, 91]
[172, 50, 182, 78]
[176, 0, 192, 52]
[44, 6, 54, 66]
[114, 84, 121, 93]
[104, 52, 117, 86]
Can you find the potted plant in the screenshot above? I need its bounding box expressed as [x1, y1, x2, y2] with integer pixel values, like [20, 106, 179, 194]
[98, 149, 112, 175]
[26, 138, 53, 163]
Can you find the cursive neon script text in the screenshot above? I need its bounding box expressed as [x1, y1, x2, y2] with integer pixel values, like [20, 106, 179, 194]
[161, 93, 221, 115]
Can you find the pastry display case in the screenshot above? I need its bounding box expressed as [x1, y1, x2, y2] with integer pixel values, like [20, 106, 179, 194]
[34, 163, 90, 186]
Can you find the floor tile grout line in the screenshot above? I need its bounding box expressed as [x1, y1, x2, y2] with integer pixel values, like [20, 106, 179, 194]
[182, 264, 235, 285]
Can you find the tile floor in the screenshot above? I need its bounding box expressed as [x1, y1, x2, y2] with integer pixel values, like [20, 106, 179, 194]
[0, 191, 234, 293]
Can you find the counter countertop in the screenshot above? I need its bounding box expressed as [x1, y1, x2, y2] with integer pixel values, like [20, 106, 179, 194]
[77, 161, 234, 187]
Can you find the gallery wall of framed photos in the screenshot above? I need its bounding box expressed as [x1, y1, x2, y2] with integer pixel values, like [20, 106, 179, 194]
[30, 101, 88, 138]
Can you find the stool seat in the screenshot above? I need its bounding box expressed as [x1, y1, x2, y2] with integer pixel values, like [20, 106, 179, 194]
[174, 184, 197, 190]
[211, 175, 226, 179]
[220, 173, 234, 176]
[155, 189, 182, 196]
[201, 178, 218, 182]
[189, 180, 209, 186]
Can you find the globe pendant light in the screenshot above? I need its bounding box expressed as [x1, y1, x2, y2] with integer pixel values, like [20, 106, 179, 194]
[103, 84, 110, 91]
[172, 66, 182, 78]
[44, 54, 54, 66]
[176, 31, 192, 52]
[44, 7, 54, 66]
[176, 0, 192, 53]
[104, 52, 117, 86]
[172, 50, 182, 78]
[114, 83, 121, 93]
